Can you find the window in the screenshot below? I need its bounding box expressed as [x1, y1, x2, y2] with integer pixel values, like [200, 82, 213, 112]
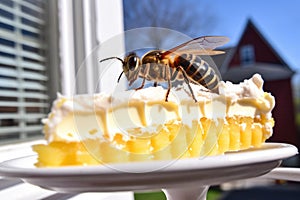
[240, 44, 255, 65]
[0, 0, 50, 143]
[0, 0, 124, 144]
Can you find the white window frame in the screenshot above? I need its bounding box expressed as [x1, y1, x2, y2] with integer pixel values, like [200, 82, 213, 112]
[58, 0, 125, 95]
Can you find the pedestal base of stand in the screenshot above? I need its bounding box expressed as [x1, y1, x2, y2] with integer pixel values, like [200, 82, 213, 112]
[163, 186, 209, 200]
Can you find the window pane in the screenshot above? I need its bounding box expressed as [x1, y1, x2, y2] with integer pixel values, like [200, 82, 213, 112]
[240, 44, 255, 65]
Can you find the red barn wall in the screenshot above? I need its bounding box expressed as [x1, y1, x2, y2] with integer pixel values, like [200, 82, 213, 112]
[228, 23, 284, 67]
[264, 79, 299, 147]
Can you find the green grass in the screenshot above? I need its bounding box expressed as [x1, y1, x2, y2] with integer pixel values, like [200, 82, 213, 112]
[134, 188, 222, 200]
[134, 191, 166, 200]
[207, 189, 222, 200]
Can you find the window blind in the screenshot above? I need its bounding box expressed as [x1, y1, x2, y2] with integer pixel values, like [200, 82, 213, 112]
[0, 0, 48, 142]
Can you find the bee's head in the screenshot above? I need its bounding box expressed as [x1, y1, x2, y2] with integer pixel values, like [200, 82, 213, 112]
[99, 52, 140, 86]
[123, 52, 140, 86]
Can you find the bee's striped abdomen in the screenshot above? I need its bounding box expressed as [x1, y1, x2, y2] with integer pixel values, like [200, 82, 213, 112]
[176, 54, 219, 91]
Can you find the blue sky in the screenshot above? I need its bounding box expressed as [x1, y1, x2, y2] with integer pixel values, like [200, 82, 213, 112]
[204, 0, 300, 81]
[123, 0, 300, 85]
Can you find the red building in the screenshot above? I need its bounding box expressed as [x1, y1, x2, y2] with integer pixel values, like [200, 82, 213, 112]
[215, 19, 299, 148]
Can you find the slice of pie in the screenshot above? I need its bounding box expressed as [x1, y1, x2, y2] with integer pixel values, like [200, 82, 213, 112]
[33, 74, 275, 167]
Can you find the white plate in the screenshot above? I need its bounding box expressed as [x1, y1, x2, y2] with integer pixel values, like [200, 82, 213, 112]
[0, 143, 297, 193]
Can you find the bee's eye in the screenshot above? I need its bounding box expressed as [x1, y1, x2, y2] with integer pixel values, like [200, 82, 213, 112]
[128, 56, 138, 71]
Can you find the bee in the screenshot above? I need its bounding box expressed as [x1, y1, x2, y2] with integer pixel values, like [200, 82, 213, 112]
[100, 36, 229, 102]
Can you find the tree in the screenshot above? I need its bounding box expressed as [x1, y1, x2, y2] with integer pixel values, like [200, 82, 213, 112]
[123, 0, 218, 51]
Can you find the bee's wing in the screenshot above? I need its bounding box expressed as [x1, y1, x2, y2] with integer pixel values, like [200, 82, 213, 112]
[162, 36, 229, 57]
[176, 49, 227, 55]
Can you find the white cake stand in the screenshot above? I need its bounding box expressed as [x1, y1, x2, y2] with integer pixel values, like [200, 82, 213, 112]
[0, 143, 298, 200]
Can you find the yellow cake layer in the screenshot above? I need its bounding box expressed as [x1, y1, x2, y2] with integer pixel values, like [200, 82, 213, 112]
[32, 116, 274, 167]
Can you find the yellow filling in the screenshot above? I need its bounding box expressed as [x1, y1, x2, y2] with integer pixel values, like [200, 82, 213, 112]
[33, 116, 274, 167]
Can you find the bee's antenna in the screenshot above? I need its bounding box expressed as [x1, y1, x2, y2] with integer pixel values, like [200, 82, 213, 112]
[100, 57, 125, 83]
[99, 57, 125, 65]
[117, 71, 124, 83]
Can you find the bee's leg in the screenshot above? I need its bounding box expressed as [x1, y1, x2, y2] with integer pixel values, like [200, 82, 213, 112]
[165, 65, 172, 102]
[135, 64, 149, 90]
[178, 66, 197, 102]
[153, 82, 158, 87]
[165, 79, 172, 102]
[135, 77, 146, 90]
